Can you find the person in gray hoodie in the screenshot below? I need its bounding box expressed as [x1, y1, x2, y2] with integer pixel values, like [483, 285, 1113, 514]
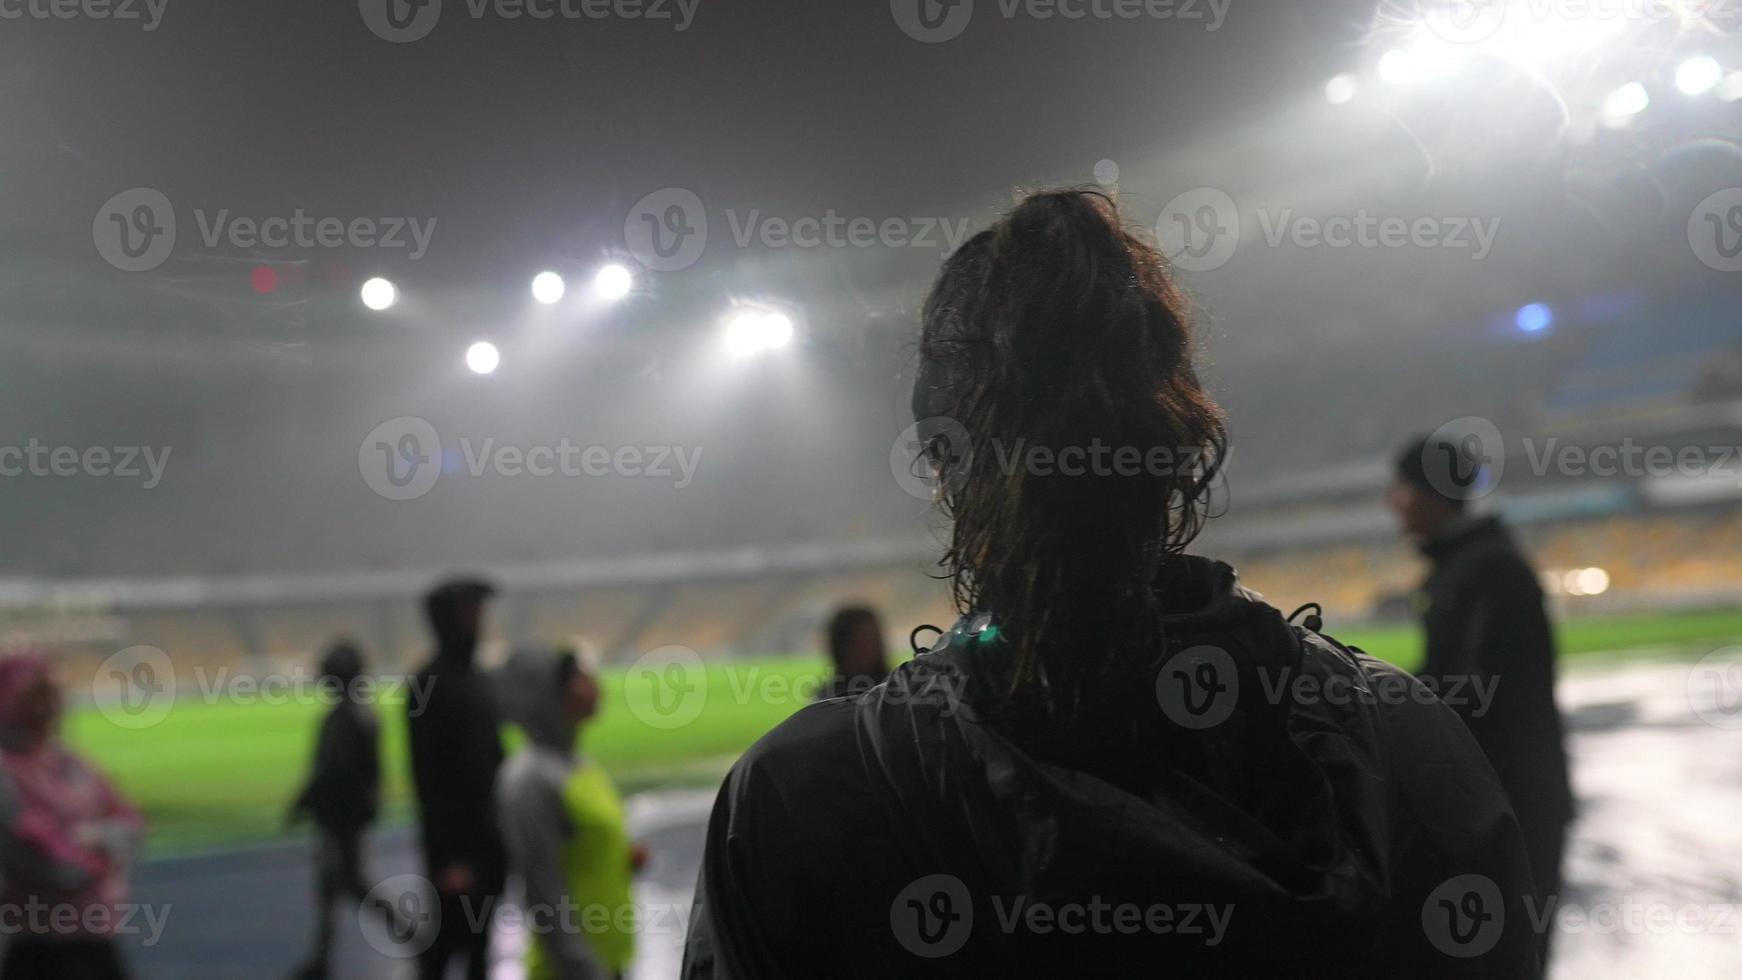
[496, 647, 643, 980]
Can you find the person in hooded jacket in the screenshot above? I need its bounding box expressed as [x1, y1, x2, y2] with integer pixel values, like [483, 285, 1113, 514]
[407, 578, 507, 980]
[680, 190, 1543, 979]
[496, 646, 641, 980]
[288, 640, 393, 980]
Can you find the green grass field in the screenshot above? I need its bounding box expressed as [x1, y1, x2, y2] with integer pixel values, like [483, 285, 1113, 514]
[65, 609, 1742, 855]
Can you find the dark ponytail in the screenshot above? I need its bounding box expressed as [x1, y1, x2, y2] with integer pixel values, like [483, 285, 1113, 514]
[913, 189, 1226, 717]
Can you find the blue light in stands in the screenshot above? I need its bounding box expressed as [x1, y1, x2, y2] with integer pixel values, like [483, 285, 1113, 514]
[1516, 302, 1554, 334]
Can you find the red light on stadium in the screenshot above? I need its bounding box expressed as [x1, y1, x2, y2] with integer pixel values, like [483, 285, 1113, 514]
[250, 266, 279, 295]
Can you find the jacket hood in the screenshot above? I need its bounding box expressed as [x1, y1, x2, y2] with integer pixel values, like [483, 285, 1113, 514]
[852, 555, 1394, 960]
[497, 647, 578, 753]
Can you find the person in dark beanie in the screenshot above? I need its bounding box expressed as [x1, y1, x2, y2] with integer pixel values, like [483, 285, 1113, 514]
[288, 640, 391, 980]
[408, 578, 507, 980]
[1388, 435, 1574, 965]
[815, 605, 890, 701]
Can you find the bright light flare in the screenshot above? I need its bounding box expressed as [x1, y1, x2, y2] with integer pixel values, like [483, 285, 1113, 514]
[1325, 73, 1358, 105]
[360, 277, 397, 311]
[1562, 566, 1612, 597]
[466, 341, 501, 375]
[1675, 56, 1723, 96]
[594, 263, 634, 301]
[723, 307, 795, 358]
[1515, 302, 1554, 334]
[1601, 81, 1650, 127]
[531, 271, 566, 305]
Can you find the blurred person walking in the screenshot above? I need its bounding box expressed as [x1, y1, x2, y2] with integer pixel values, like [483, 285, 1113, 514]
[1389, 436, 1575, 965]
[408, 579, 507, 980]
[287, 640, 395, 980]
[496, 646, 642, 980]
[0, 654, 143, 980]
[681, 191, 1542, 978]
[814, 605, 890, 701]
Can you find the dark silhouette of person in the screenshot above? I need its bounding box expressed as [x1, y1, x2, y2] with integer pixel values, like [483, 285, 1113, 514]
[1389, 436, 1574, 965]
[288, 640, 394, 980]
[814, 605, 890, 701]
[408, 578, 507, 980]
[681, 191, 1541, 978]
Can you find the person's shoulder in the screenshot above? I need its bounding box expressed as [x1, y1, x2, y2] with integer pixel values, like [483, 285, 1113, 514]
[734, 697, 861, 780]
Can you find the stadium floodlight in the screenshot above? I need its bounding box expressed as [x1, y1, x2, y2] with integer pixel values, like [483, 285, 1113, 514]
[723, 307, 795, 358]
[1377, 49, 1421, 86]
[466, 341, 501, 375]
[360, 277, 398, 311]
[1601, 82, 1650, 127]
[1325, 73, 1357, 105]
[594, 263, 634, 301]
[1515, 303, 1554, 334]
[532, 271, 567, 305]
[1675, 56, 1723, 96]
[1563, 566, 1611, 597]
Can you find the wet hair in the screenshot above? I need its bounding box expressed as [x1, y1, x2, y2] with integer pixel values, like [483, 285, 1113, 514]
[913, 189, 1226, 715]
[824, 605, 880, 666]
